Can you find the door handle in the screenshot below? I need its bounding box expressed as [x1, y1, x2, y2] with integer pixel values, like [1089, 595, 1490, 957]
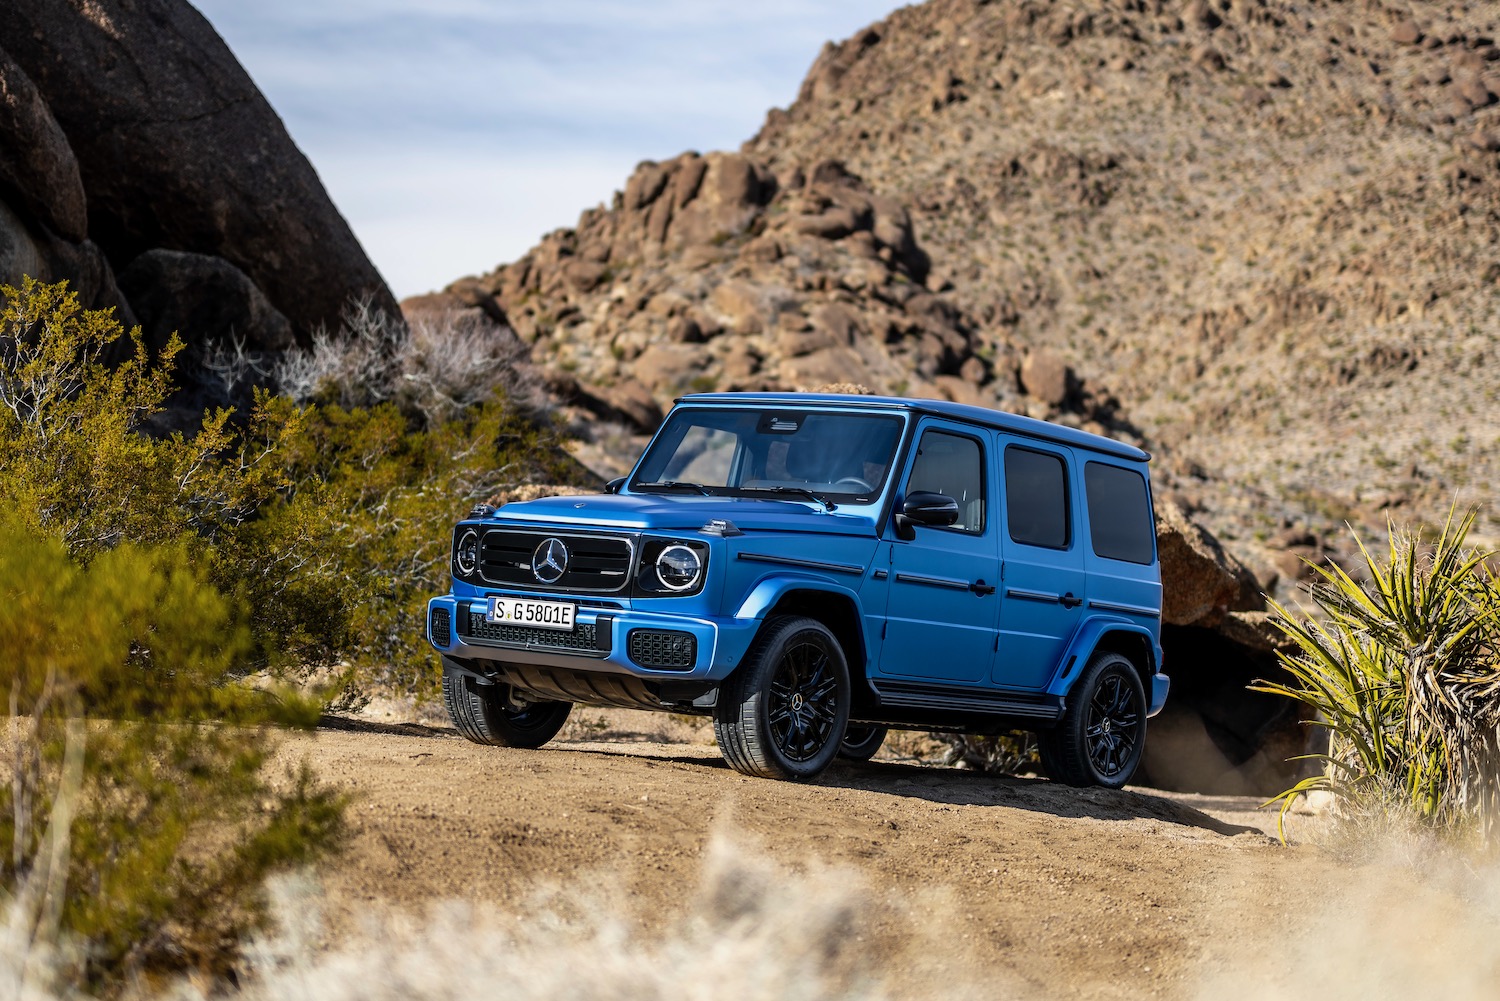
[970, 580, 996, 596]
[1059, 592, 1082, 609]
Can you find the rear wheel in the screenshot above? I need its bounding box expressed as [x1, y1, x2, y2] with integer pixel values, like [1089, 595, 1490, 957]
[1037, 652, 1146, 788]
[442, 671, 571, 748]
[714, 616, 850, 780]
[837, 725, 888, 762]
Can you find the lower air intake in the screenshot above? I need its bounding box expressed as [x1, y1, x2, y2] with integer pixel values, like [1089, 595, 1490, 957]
[627, 629, 696, 671]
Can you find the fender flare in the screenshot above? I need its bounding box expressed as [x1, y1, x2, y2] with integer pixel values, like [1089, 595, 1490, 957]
[730, 574, 871, 669]
[1045, 615, 1161, 699]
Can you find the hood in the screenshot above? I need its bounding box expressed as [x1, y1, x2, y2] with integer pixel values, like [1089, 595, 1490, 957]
[484, 492, 879, 537]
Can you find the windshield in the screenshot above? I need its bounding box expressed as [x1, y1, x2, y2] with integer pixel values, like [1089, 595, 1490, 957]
[630, 408, 905, 503]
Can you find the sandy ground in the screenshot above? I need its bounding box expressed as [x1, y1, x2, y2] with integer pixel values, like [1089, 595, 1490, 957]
[262, 709, 1368, 1000]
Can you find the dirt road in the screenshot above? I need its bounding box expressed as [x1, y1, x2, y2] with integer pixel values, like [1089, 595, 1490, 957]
[263, 714, 1364, 1000]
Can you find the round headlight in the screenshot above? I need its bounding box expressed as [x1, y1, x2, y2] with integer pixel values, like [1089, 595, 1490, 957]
[656, 544, 702, 592]
[455, 529, 480, 576]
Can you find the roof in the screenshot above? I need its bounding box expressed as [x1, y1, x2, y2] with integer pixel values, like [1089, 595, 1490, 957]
[674, 392, 1152, 463]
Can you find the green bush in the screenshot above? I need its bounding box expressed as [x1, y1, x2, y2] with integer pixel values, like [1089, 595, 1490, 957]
[0, 518, 345, 991]
[1256, 507, 1500, 842]
[2, 276, 594, 698]
[0, 277, 338, 673]
[260, 396, 589, 693]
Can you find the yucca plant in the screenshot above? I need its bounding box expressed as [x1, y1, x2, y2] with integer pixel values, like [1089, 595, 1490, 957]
[1255, 506, 1500, 843]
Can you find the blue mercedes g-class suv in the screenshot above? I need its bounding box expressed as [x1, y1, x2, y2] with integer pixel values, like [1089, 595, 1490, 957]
[428, 392, 1166, 786]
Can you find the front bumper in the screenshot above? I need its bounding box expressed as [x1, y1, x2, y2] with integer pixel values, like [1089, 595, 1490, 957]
[425, 594, 758, 683]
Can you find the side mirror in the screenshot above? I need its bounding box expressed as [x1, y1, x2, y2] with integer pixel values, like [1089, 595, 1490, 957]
[605, 477, 625, 495]
[894, 491, 959, 540]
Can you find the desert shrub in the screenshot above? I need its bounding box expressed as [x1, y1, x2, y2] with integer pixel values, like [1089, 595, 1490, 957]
[0, 517, 345, 993]
[0, 278, 341, 672]
[272, 298, 549, 428]
[933, 732, 1038, 774]
[210, 840, 892, 1001]
[259, 394, 589, 694]
[1256, 507, 1500, 842]
[1, 277, 591, 697]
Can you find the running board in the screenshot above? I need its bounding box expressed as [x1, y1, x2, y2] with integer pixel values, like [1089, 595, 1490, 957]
[870, 680, 1065, 720]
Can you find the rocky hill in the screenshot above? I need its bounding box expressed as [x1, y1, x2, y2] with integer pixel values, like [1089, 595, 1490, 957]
[424, 0, 1500, 584]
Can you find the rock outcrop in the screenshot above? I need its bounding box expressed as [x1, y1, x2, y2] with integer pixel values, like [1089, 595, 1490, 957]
[0, 1, 394, 354]
[422, 152, 1129, 441]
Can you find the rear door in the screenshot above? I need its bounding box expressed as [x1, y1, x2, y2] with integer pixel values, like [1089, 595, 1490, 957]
[993, 440, 1086, 690]
[1079, 459, 1161, 625]
[877, 421, 1001, 684]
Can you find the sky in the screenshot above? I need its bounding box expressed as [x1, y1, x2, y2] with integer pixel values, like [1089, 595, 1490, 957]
[194, 1, 899, 299]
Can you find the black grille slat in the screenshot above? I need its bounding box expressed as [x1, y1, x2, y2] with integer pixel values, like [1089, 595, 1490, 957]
[478, 530, 633, 592]
[628, 630, 696, 671]
[466, 612, 604, 653]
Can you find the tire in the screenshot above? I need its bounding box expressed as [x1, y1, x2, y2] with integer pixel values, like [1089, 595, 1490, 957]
[837, 725, 889, 762]
[1036, 652, 1146, 788]
[713, 616, 851, 780]
[442, 671, 572, 749]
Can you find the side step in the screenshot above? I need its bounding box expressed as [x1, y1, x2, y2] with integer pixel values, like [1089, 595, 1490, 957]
[870, 680, 1065, 721]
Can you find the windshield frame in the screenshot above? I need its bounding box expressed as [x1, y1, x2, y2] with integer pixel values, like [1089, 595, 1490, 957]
[627, 405, 910, 506]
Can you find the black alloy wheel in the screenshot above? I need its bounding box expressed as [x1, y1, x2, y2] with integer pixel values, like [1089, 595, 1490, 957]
[767, 638, 841, 762]
[837, 725, 889, 762]
[714, 616, 851, 780]
[1085, 670, 1140, 779]
[1036, 651, 1146, 788]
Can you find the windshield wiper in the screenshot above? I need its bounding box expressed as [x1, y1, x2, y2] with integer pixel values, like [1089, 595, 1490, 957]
[635, 480, 713, 495]
[738, 485, 837, 511]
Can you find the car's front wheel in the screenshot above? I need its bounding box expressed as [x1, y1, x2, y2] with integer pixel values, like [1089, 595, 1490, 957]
[714, 616, 851, 780]
[1037, 652, 1146, 788]
[442, 671, 572, 748]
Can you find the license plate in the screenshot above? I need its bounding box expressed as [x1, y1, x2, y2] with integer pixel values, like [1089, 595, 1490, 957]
[486, 596, 576, 631]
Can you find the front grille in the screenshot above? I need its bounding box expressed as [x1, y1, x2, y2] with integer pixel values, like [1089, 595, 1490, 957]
[465, 611, 604, 653]
[429, 606, 451, 648]
[628, 629, 697, 671]
[478, 530, 634, 593]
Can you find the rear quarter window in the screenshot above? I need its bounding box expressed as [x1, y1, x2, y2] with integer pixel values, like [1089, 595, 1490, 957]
[1003, 446, 1070, 549]
[1084, 462, 1154, 565]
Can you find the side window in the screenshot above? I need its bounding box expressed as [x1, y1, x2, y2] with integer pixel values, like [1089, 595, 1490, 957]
[1084, 462, 1154, 564]
[905, 430, 985, 534]
[1004, 446, 1070, 549]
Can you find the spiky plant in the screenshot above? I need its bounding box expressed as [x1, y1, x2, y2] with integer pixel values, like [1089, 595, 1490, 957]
[1255, 507, 1500, 842]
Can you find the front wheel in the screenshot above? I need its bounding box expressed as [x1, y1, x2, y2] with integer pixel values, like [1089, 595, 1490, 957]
[1037, 652, 1146, 788]
[442, 671, 572, 748]
[714, 616, 851, 780]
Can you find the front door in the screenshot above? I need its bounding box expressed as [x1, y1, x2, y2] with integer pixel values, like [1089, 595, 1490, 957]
[878, 423, 1000, 684]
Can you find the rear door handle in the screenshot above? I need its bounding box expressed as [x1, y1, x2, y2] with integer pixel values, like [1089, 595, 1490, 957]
[970, 579, 996, 596]
[1059, 592, 1083, 609]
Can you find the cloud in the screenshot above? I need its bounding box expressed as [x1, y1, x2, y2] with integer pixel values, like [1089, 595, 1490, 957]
[195, 0, 897, 296]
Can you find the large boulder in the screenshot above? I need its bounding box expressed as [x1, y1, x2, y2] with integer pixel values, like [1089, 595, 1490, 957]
[1155, 498, 1263, 626]
[0, 195, 133, 322]
[117, 249, 295, 355]
[3, 0, 395, 341]
[0, 44, 87, 243]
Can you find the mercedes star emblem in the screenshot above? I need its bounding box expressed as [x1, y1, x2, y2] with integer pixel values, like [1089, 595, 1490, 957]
[531, 537, 569, 584]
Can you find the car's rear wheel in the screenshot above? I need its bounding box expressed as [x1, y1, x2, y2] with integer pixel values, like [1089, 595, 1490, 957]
[714, 616, 850, 780]
[1037, 652, 1146, 788]
[442, 671, 571, 748]
[837, 725, 888, 761]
